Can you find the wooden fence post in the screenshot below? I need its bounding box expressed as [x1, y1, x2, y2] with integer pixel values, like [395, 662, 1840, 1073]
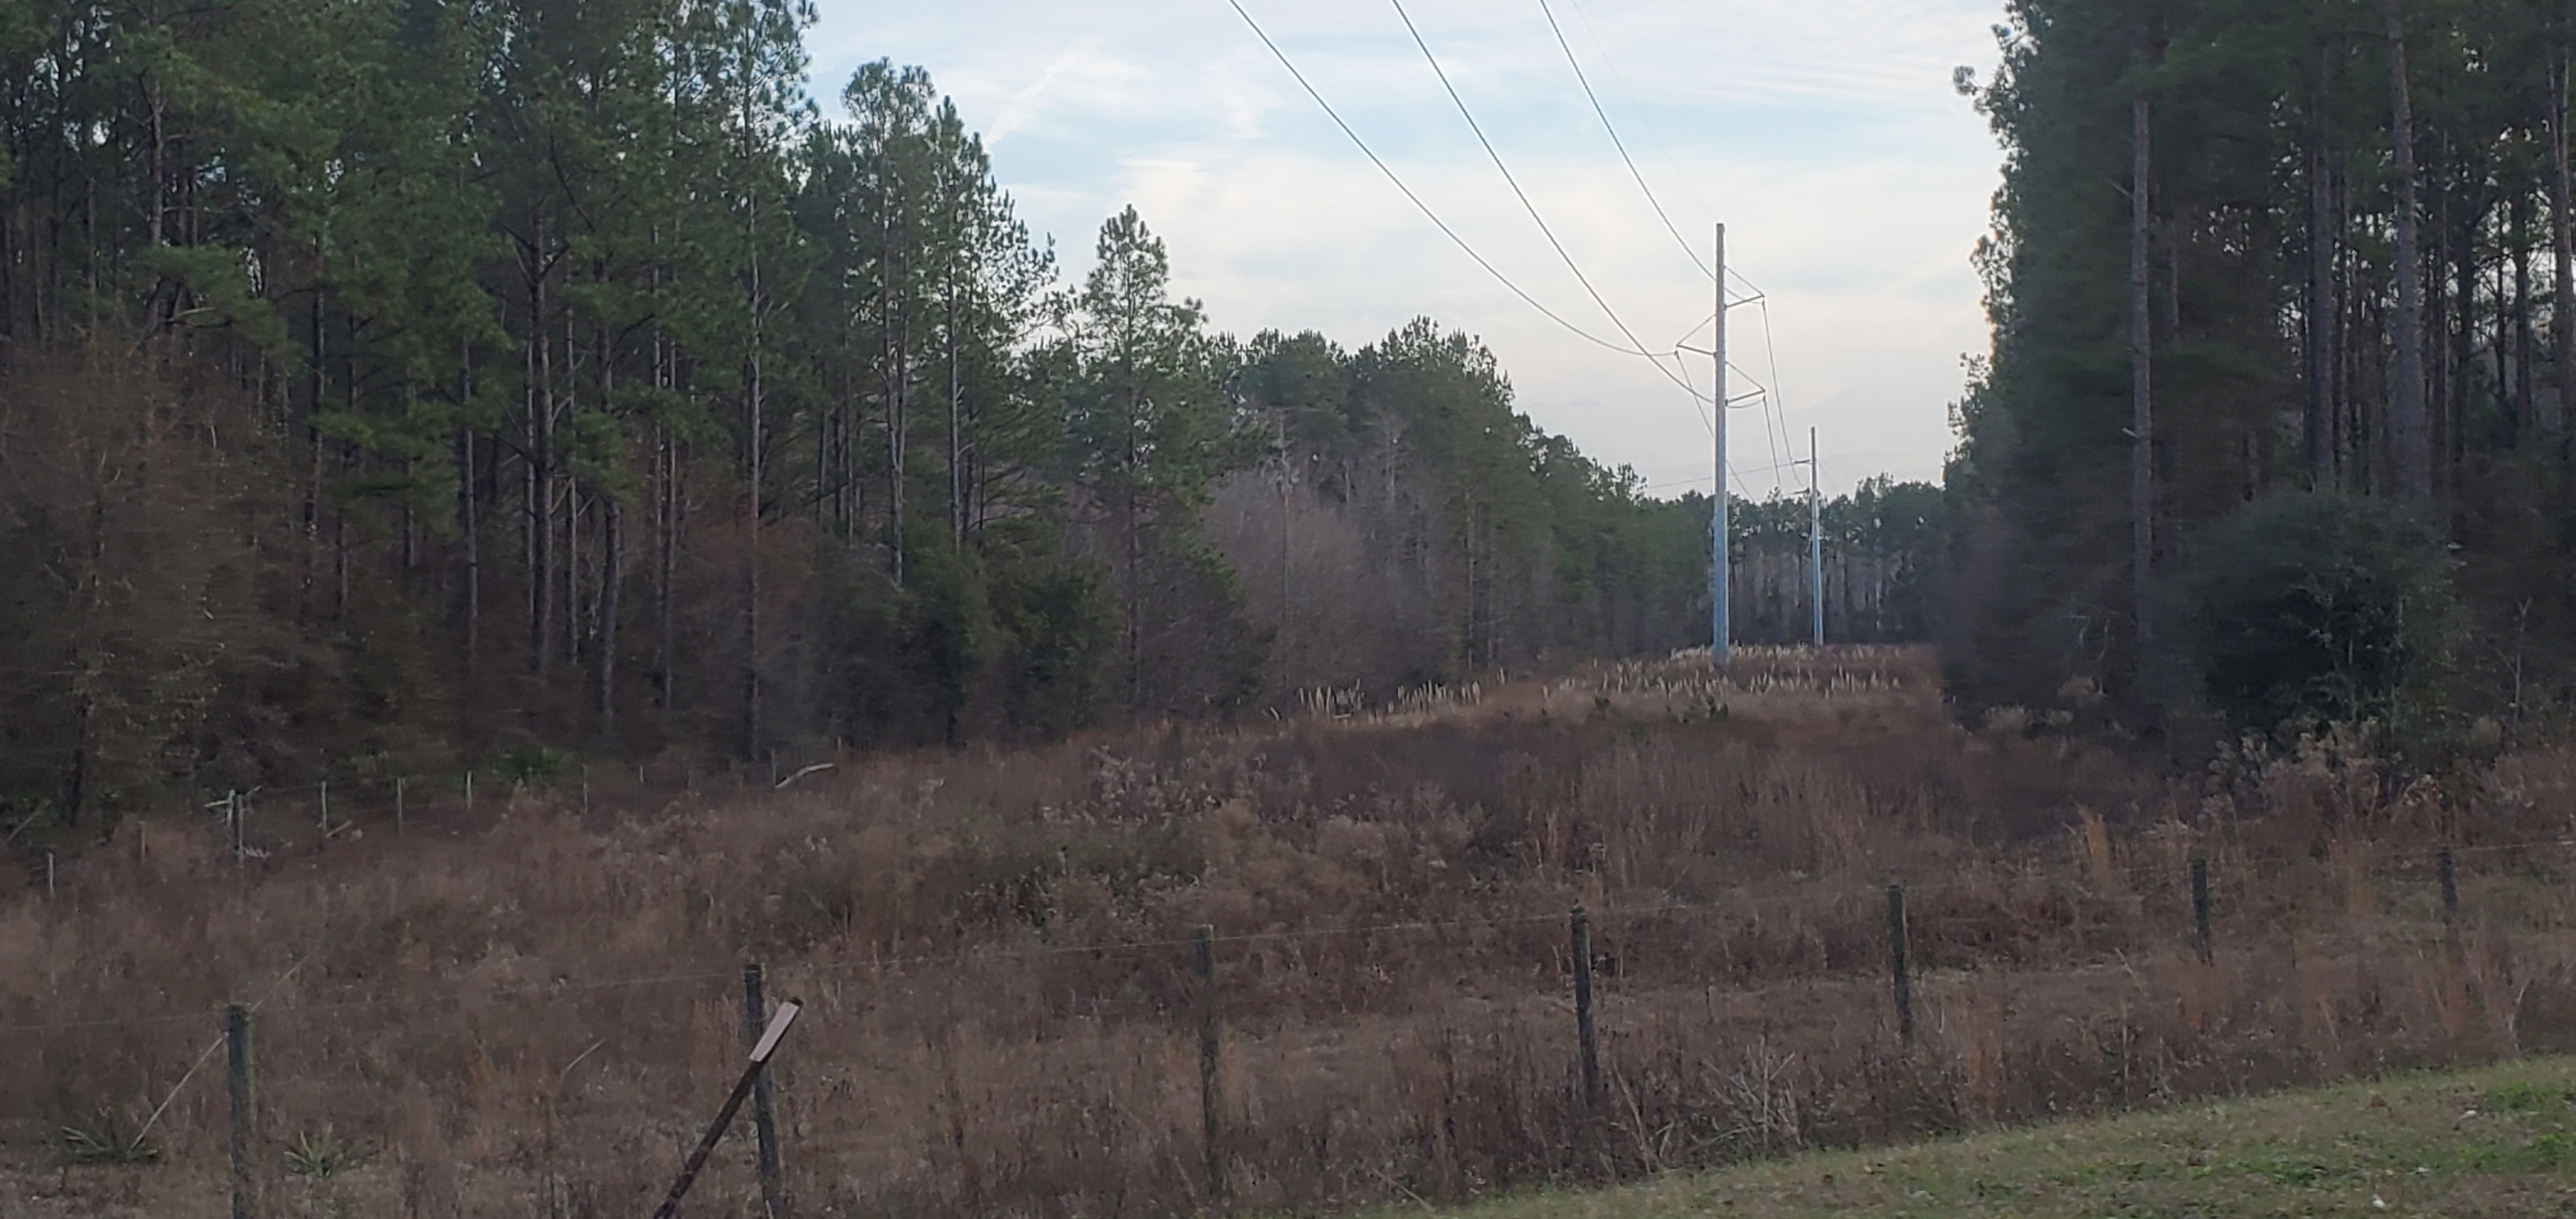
[1193, 924, 1227, 1204]
[650, 1000, 802, 1219]
[1572, 905, 1602, 1115]
[2191, 857, 2213, 964]
[2439, 845, 2458, 925]
[227, 1004, 255, 1219]
[1887, 884, 1913, 1043]
[742, 964, 787, 1218]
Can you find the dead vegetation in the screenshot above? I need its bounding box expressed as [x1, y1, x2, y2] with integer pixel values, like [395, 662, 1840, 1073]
[4, 647, 2575, 1218]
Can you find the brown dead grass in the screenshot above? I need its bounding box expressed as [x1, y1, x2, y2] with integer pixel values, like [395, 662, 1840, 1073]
[4, 646, 2576, 1218]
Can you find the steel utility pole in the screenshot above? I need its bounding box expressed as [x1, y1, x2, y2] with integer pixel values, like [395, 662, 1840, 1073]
[1808, 426, 1823, 647]
[1712, 223, 1729, 670]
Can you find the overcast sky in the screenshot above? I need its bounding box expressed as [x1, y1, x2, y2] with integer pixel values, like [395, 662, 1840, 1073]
[808, 0, 2006, 499]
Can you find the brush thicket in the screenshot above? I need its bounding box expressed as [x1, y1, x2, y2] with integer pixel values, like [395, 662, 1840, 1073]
[6, 647, 2575, 1218]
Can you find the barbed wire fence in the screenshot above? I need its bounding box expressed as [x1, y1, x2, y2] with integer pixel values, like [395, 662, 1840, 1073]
[8, 811, 2576, 1218]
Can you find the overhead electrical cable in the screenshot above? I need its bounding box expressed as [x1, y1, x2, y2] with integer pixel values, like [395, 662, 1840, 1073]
[1223, 0, 1695, 372]
[1565, 0, 1728, 238]
[1759, 297, 1798, 491]
[1680, 360, 1714, 434]
[1548, 0, 1798, 491]
[1385, 0, 1673, 372]
[1535, 0, 1712, 281]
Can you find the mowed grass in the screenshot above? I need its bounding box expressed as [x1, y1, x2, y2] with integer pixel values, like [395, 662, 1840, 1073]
[1430, 1056, 2576, 1218]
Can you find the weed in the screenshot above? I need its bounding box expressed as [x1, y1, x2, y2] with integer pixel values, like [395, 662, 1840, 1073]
[282, 1128, 371, 1179]
[56, 1107, 160, 1166]
[6, 647, 2576, 1218]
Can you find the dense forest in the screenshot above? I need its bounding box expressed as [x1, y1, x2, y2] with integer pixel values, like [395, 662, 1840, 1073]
[1949, 0, 2576, 738]
[0, 0, 1943, 825]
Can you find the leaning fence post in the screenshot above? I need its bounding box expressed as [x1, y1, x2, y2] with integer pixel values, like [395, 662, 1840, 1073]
[2191, 857, 2214, 964]
[227, 1004, 255, 1219]
[464, 770, 473, 811]
[651, 1000, 802, 1219]
[317, 781, 328, 841]
[1572, 905, 1602, 1115]
[229, 791, 244, 862]
[1192, 924, 1227, 1204]
[742, 963, 787, 1218]
[395, 776, 405, 836]
[44, 849, 55, 900]
[2438, 845, 2459, 925]
[1887, 884, 1914, 1043]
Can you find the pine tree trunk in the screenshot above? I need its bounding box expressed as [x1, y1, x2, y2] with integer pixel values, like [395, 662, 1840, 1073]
[599, 496, 621, 738]
[882, 160, 908, 587]
[459, 360, 480, 682]
[657, 423, 677, 712]
[2451, 188, 2479, 465]
[526, 233, 556, 677]
[305, 286, 325, 623]
[745, 192, 765, 756]
[949, 270, 964, 548]
[2129, 96, 2156, 648]
[2384, 0, 2430, 498]
[595, 334, 620, 735]
[564, 307, 585, 673]
[2515, 196, 2536, 436]
[2307, 133, 2336, 486]
[2554, 49, 2576, 473]
[2426, 138, 2450, 498]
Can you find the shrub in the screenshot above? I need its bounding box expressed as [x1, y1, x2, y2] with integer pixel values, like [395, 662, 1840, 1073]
[2185, 493, 2457, 735]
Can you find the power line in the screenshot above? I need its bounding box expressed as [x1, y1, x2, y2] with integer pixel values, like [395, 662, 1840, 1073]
[1564, 0, 1724, 233]
[1535, 0, 1797, 475]
[1535, 0, 1710, 281]
[1758, 297, 1798, 491]
[1386, 0, 1670, 369]
[1556, 0, 1775, 312]
[1222, 0, 1680, 364]
[1227, 0, 1726, 457]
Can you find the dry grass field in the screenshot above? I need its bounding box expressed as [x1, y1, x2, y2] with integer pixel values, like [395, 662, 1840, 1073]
[5, 645, 2576, 1218]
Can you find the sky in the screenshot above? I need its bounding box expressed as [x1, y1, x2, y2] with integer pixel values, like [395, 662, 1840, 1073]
[808, 0, 2009, 499]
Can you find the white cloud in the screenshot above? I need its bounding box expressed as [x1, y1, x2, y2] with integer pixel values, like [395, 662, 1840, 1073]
[809, 0, 2010, 493]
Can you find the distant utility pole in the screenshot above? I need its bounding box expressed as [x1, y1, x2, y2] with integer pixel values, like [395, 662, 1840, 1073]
[1712, 223, 1729, 670]
[1808, 427, 1824, 647]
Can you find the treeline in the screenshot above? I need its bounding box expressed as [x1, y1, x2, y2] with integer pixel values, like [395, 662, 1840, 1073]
[1949, 0, 2576, 730]
[1728, 480, 1944, 645]
[0, 0, 1919, 825]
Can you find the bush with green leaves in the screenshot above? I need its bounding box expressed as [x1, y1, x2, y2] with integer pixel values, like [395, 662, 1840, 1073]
[489, 746, 571, 786]
[2185, 493, 2457, 735]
